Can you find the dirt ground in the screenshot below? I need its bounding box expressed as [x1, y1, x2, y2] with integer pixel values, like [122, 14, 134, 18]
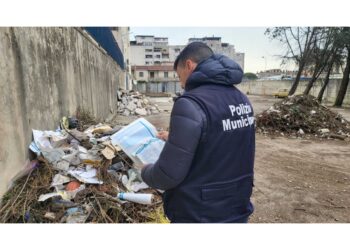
[249, 95, 350, 223]
[114, 95, 350, 223]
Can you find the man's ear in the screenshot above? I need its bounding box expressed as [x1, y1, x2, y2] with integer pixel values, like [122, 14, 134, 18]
[186, 59, 196, 71]
[185, 59, 192, 70]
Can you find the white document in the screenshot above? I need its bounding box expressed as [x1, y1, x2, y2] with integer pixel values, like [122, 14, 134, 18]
[110, 118, 165, 166]
[68, 166, 103, 184]
[32, 130, 53, 150]
[31, 129, 67, 151]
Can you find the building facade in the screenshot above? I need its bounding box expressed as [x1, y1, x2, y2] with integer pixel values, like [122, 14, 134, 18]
[168, 45, 186, 63]
[132, 65, 178, 82]
[187, 36, 244, 70]
[130, 35, 245, 70]
[129, 35, 245, 93]
[130, 35, 172, 66]
[132, 65, 181, 94]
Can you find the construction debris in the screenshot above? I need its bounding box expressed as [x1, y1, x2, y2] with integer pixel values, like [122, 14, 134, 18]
[0, 110, 168, 223]
[117, 89, 161, 116]
[256, 95, 350, 140]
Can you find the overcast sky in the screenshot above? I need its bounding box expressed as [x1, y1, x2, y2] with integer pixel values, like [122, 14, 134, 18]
[130, 27, 298, 73]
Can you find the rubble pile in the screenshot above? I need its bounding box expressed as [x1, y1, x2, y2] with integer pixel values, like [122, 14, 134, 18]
[0, 110, 167, 223]
[117, 90, 161, 116]
[256, 95, 350, 140]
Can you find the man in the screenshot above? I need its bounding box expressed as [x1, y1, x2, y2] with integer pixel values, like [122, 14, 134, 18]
[141, 42, 255, 223]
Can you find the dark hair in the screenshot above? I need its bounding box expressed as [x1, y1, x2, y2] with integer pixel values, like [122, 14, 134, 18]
[174, 42, 214, 70]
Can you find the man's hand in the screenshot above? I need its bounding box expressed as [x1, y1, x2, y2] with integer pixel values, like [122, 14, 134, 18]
[157, 131, 169, 141]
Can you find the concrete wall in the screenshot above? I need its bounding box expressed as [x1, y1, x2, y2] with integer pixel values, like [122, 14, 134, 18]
[237, 79, 350, 107]
[0, 27, 123, 197]
[136, 79, 350, 106]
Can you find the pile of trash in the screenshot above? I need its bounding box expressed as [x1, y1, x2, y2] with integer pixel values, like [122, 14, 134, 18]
[0, 111, 168, 223]
[256, 95, 350, 140]
[117, 90, 161, 116]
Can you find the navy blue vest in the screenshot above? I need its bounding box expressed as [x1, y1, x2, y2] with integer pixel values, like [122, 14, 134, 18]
[163, 84, 255, 223]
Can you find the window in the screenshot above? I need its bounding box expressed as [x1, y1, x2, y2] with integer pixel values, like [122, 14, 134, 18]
[156, 55, 161, 58]
[145, 55, 153, 58]
[139, 72, 144, 77]
[175, 48, 180, 52]
[164, 72, 168, 78]
[150, 72, 155, 78]
[154, 61, 161, 65]
[145, 49, 152, 52]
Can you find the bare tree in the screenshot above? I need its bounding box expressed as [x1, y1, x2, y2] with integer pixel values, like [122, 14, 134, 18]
[304, 28, 338, 95]
[317, 52, 339, 102]
[265, 27, 318, 95]
[317, 30, 345, 102]
[334, 27, 350, 107]
[334, 47, 350, 107]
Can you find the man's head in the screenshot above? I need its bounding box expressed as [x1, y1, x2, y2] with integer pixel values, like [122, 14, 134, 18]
[174, 42, 214, 88]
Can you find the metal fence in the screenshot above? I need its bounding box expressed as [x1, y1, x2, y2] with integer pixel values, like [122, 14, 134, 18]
[84, 27, 125, 69]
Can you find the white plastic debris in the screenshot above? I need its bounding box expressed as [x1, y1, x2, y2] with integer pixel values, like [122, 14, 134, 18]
[65, 207, 90, 223]
[267, 106, 281, 113]
[29, 142, 41, 155]
[38, 184, 86, 202]
[298, 129, 305, 135]
[54, 160, 70, 171]
[121, 174, 149, 192]
[319, 128, 330, 134]
[38, 192, 62, 202]
[51, 174, 71, 187]
[131, 182, 149, 192]
[96, 136, 110, 142]
[78, 146, 88, 154]
[117, 192, 153, 205]
[61, 185, 86, 200]
[121, 168, 149, 193]
[41, 148, 65, 165]
[44, 212, 56, 220]
[46, 131, 68, 148]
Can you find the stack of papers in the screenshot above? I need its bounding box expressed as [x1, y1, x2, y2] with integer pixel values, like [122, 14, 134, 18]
[111, 118, 165, 167]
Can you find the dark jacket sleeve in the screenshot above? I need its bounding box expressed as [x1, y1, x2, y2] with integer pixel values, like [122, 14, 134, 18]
[141, 97, 204, 190]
